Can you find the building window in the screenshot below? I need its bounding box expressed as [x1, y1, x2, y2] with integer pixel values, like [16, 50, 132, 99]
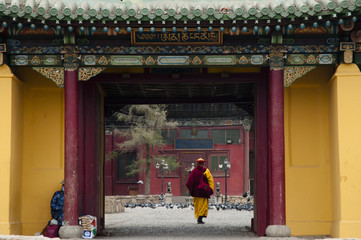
[209, 152, 230, 177]
[212, 129, 240, 144]
[161, 129, 177, 145]
[180, 128, 208, 138]
[116, 152, 137, 183]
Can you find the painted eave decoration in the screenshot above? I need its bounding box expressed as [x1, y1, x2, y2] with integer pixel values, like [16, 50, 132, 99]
[0, 0, 360, 29]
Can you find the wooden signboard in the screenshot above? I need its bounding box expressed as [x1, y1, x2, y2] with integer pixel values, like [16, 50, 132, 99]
[174, 138, 214, 150]
[131, 28, 223, 46]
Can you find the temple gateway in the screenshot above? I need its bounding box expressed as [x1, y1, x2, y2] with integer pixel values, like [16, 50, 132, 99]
[1, 0, 361, 238]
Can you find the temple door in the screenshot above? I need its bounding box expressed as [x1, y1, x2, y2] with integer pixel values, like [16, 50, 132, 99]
[180, 152, 206, 196]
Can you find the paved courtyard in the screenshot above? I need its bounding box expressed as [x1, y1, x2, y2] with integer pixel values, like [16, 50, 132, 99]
[0, 206, 359, 240]
[100, 205, 333, 240]
[102, 205, 254, 239]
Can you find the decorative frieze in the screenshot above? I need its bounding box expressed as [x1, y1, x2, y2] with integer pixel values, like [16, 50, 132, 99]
[157, 56, 190, 65]
[12, 55, 62, 66]
[110, 56, 143, 66]
[204, 56, 237, 65]
[33, 65, 318, 88]
[10, 53, 337, 67]
[287, 54, 337, 65]
[6, 42, 338, 55]
[3, 39, 342, 68]
[81, 54, 269, 67]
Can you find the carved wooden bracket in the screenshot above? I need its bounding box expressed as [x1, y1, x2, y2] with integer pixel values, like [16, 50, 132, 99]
[33, 67, 107, 87]
[269, 46, 286, 70]
[63, 53, 80, 71]
[79, 67, 106, 81]
[33, 67, 64, 87]
[284, 66, 316, 87]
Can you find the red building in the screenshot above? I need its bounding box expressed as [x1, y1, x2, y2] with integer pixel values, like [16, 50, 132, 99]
[105, 103, 254, 197]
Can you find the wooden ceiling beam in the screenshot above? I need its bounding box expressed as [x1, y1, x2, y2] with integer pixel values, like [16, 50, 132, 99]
[105, 96, 253, 105]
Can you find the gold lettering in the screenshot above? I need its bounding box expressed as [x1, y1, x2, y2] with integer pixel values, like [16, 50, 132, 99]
[209, 32, 217, 42]
[135, 29, 220, 44]
[182, 32, 189, 42]
[160, 33, 170, 42]
[200, 32, 208, 40]
[137, 33, 145, 40]
[169, 33, 181, 42]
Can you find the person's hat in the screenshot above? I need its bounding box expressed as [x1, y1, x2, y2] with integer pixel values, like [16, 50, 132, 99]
[60, 180, 64, 185]
[196, 158, 206, 163]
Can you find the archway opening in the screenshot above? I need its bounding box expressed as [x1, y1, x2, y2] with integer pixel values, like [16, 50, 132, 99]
[90, 67, 269, 236]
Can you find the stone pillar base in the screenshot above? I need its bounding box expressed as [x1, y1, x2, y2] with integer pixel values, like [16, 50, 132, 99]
[59, 225, 83, 239]
[214, 194, 223, 204]
[164, 194, 173, 204]
[266, 225, 291, 237]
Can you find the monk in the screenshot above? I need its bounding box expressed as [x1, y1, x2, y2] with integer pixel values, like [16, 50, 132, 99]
[186, 158, 214, 224]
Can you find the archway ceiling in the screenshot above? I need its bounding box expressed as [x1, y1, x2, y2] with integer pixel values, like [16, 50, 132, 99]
[99, 72, 256, 105]
[1, 0, 360, 28]
[102, 81, 254, 104]
[102, 80, 255, 120]
[98, 68, 262, 123]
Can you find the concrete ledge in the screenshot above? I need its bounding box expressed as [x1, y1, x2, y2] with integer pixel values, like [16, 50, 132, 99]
[58, 225, 83, 239]
[266, 225, 291, 237]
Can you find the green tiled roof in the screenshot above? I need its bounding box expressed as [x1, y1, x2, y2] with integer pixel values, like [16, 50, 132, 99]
[0, 0, 360, 26]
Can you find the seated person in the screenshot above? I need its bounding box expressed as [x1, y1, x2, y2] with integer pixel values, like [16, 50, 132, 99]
[50, 180, 64, 225]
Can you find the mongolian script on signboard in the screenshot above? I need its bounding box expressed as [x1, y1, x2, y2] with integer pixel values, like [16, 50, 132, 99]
[131, 29, 222, 45]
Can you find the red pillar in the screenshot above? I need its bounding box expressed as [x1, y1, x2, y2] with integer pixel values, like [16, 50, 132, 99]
[243, 126, 250, 193]
[254, 72, 269, 236]
[64, 69, 79, 226]
[268, 68, 286, 225]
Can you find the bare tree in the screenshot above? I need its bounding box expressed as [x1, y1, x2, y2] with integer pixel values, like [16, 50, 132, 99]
[109, 104, 178, 195]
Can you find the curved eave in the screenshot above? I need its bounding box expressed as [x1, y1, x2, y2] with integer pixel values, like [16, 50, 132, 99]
[0, 0, 360, 27]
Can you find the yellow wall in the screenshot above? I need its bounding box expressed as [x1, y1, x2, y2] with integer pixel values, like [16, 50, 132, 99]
[15, 68, 64, 235]
[0, 65, 23, 234]
[329, 64, 361, 238]
[285, 66, 333, 235]
[2, 63, 360, 237]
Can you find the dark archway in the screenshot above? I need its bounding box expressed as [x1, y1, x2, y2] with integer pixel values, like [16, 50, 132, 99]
[81, 67, 270, 236]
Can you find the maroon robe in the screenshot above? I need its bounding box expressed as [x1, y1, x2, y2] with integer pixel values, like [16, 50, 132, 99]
[186, 165, 213, 198]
